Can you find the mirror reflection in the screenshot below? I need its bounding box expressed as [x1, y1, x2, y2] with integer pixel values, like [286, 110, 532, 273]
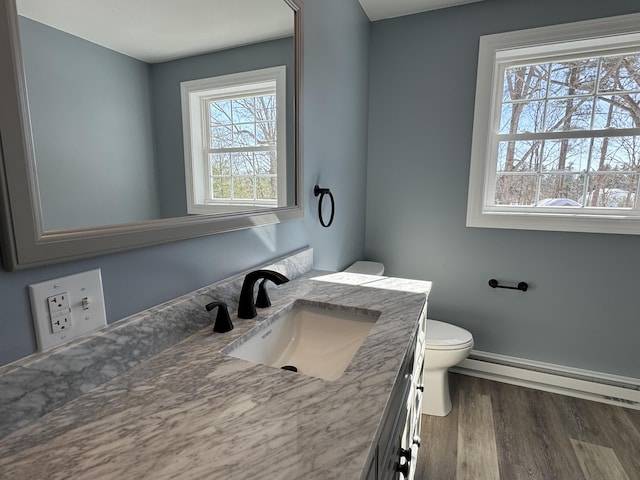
[16, 0, 295, 231]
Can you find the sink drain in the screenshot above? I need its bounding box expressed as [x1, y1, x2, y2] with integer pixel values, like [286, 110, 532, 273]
[281, 365, 298, 372]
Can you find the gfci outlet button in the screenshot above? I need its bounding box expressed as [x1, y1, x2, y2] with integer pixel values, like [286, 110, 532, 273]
[29, 269, 107, 352]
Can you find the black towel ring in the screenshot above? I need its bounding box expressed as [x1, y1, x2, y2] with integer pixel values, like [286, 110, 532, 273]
[314, 185, 335, 228]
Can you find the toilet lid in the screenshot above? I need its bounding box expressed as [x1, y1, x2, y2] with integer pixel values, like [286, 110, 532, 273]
[426, 319, 474, 350]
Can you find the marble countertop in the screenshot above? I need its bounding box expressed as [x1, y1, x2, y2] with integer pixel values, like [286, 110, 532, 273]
[0, 270, 430, 480]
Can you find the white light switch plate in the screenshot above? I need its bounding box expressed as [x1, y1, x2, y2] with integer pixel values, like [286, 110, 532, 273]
[29, 269, 107, 352]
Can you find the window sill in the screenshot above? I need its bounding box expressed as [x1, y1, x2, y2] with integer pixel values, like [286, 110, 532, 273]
[466, 208, 640, 235]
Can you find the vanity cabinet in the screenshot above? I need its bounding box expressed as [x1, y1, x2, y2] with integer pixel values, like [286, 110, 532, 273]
[364, 453, 377, 480]
[364, 304, 427, 480]
[0, 266, 432, 480]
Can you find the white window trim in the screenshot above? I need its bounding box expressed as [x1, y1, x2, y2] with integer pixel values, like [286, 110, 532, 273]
[466, 12, 640, 235]
[181, 66, 287, 215]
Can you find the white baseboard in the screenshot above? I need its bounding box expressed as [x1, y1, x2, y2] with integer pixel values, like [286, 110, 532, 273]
[450, 350, 640, 410]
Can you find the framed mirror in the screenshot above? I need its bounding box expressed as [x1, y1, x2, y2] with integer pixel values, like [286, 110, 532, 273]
[0, 0, 303, 271]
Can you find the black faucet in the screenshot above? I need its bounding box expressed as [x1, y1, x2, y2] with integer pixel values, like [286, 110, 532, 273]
[237, 269, 289, 319]
[205, 301, 234, 333]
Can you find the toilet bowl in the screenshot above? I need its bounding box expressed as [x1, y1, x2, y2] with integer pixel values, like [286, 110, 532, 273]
[343, 262, 473, 417]
[422, 319, 473, 416]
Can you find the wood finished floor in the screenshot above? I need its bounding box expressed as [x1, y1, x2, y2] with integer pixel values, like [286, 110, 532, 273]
[415, 373, 640, 480]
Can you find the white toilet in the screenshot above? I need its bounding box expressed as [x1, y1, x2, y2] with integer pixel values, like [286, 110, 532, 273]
[343, 262, 474, 417]
[343, 260, 385, 276]
[422, 319, 473, 416]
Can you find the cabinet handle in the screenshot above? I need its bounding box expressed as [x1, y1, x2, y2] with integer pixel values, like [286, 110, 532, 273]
[417, 384, 424, 392]
[396, 458, 410, 476]
[413, 435, 421, 447]
[399, 448, 411, 461]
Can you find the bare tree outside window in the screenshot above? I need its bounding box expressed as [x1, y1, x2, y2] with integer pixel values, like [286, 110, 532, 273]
[496, 52, 640, 208]
[208, 93, 278, 203]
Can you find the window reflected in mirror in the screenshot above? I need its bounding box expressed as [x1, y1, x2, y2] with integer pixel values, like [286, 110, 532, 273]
[181, 66, 288, 214]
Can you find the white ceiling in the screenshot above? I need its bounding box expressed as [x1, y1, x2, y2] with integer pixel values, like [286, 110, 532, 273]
[17, 0, 482, 64]
[17, 0, 294, 63]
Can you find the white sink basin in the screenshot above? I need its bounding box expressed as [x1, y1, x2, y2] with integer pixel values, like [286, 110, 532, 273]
[221, 303, 379, 381]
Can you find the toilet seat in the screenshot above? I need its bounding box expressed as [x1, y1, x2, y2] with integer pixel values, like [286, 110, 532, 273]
[426, 319, 474, 350]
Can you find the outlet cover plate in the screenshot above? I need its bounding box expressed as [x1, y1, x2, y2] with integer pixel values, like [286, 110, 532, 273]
[29, 269, 107, 352]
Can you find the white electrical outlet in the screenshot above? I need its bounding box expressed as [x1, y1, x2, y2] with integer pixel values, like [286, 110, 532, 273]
[29, 269, 107, 351]
[47, 293, 71, 332]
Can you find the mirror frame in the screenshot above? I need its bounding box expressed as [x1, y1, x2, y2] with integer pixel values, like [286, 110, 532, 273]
[0, 0, 303, 271]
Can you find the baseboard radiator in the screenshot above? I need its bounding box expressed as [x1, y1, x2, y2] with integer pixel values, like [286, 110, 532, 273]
[450, 350, 640, 410]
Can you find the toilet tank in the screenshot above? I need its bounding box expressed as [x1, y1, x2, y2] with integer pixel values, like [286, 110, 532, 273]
[344, 261, 385, 276]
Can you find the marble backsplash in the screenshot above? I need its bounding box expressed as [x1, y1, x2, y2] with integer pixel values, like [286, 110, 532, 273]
[0, 248, 313, 439]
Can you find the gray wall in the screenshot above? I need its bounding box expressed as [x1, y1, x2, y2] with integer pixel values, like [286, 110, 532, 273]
[366, 0, 640, 377]
[19, 17, 160, 230]
[0, 0, 370, 367]
[7, 0, 639, 382]
[303, 0, 370, 270]
[150, 37, 295, 218]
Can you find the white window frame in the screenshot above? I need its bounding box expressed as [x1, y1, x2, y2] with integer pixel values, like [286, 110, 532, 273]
[181, 66, 287, 215]
[467, 13, 640, 235]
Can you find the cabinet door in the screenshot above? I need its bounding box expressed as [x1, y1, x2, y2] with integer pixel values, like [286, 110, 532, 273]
[375, 316, 423, 480]
[364, 451, 377, 480]
[378, 406, 408, 480]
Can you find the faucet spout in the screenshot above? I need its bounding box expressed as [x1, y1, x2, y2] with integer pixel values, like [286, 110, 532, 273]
[237, 269, 289, 319]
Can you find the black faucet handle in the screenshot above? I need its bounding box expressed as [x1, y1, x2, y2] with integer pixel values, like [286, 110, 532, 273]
[205, 301, 234, 333]
[255, 279, 272, 308]
[255, 271, 290, 308]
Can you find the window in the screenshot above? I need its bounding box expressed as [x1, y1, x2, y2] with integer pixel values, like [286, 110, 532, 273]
[181, 66, 286, 214]
[467, 13, 640, 234]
